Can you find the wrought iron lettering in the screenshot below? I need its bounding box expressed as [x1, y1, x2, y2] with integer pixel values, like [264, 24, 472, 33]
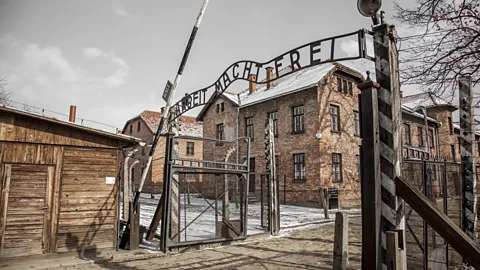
[169, 29, 371, 122]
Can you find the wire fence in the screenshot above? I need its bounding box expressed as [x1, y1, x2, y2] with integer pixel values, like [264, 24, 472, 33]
[2, 100, 122, 134]
[403, 158, 466, 269]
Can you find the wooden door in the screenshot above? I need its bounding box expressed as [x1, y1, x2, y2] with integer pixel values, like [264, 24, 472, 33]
[0, 164, 54, 258]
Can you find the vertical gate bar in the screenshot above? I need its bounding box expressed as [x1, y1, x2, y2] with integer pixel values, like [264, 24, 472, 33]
[423, 160, 429, 270]
[184, 176, 187, 242]
[443, 161, 449, 267]
[260, 175, 264, 228]
[215, 176, 218, 232]
[160, 133, 174, 252]
[459, 76, 477, 243]
[358, 77, 381, 270]
[373, 23, 406, 269]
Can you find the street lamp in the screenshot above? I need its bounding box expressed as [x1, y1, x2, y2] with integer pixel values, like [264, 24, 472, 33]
[357, 0, 382, 24]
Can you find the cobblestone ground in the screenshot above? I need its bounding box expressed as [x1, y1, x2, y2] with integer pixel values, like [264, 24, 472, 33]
[51, 216, 362, 270]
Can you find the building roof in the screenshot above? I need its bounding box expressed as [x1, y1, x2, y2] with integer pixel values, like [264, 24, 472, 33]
[0, 105, 141, 143]
[197, 62, 364, 120]
[402, 92, 457, 111]
[123, 110, 203, 137]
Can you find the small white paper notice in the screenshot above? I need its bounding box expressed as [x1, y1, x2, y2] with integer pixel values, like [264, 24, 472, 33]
[105, 177, 115, 185]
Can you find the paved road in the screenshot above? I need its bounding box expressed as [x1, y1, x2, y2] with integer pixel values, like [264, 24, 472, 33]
[51, 217, 362, 270]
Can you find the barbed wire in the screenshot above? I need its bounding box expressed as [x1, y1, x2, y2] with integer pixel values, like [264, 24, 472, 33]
[3, 100, 122, 134]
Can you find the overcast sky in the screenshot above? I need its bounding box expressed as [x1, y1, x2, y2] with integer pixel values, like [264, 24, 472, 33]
[0, 0, 420, 131]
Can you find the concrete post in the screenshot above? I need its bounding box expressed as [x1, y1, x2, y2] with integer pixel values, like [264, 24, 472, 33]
[333, 212, 348, 270]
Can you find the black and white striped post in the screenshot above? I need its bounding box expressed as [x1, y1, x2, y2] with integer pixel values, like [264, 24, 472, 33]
[359, 22, 406, 269]
[459, 76, 477, 242]
[120, 0, 209, 249]
[373, 23, 406, 269]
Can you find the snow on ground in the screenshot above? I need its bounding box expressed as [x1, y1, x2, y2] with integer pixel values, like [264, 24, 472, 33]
[122, 193, 360, 244]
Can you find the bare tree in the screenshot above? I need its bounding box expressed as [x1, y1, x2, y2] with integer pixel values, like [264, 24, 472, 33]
[0, 78, 12, 106]
[395, 0, 480, 99]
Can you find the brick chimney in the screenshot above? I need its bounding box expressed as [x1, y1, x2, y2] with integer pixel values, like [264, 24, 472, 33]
[249, 74, 257, 94]
[400, 91, 404, 98]
[69, 105, 76, 123]
[266, 67, 274, 89]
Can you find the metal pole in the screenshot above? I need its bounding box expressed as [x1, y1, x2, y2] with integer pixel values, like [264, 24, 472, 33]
[443, 161, 449, 267]
[423, 160, 429, 270]
[133, 0, 210, 210]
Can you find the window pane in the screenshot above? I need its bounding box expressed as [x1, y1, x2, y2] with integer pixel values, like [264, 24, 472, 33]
[337, 77, 342, 92]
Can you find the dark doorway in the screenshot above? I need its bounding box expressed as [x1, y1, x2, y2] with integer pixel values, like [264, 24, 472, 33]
[249, 158, 255, 193]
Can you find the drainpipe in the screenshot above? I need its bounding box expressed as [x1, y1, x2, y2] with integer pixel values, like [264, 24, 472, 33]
[129, 160, 140, 202]
[413, 106, 430, 157]
[123, 148, 139, 220]
[236, 93, 241, 194]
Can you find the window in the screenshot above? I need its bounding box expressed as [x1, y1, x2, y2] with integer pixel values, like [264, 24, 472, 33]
[293, 106, 305, 133]
[448, 117, 453, 134]
[217, 124, 224, 140]
[275, 155, 280, 175]
[246, 117, 254, 140]
[185, 170, 195, 180]
[216, 102, 224, 113]
[186, 142, 194, 155]
[330, 105, 340, 132]
[356, 155, 361, 180]
[477, 141, 480, 157]
[129, 124, 132, 135]
[294, 154, 306, 180]
[269, 112, 278, 136]
[336, 77, 353, 96]
[451, 144, 456, 161]
[137, 121, 141, 132]
[429, 129, 435, 148]
[404, 123, 411, 145]
[353, 111, 360, 136]
[417, 127, 424, 147]
[332, 153, 343, 182]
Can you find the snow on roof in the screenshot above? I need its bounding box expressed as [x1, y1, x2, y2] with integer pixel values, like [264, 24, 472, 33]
[127, 110, 203, 137]
[238, 63, 336, 107]
[222, 91, 240, 105]
[401, 104, 439, 123]
[402, 92, 456, 110]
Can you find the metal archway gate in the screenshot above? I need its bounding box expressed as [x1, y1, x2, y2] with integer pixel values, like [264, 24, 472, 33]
[134, 28, 378, 252]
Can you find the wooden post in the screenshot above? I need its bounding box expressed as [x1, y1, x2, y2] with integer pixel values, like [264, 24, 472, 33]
[358, 76, 382, 269]
[386, 231, 400, 270]
[320, 188, 329, 219]
[129, 201, 140, 250]
[459, 76, 477, 241]
[373, 23, 406, 268]
[333, 212, 348, 270]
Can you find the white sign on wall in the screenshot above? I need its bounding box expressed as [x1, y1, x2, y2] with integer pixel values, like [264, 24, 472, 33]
[105, 177, 115, 185]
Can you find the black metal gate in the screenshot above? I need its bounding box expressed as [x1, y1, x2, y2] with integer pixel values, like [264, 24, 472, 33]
[160, 135, 250, 249]
[403, 158, 464, 269]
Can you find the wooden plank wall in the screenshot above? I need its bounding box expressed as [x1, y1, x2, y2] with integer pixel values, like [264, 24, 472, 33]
[56, 147, 119, 253]
[0, 110, 121, 149]
[0, 142, 121, 256]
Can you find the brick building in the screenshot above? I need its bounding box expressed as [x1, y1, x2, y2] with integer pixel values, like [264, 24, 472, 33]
[197, 60, 480, 208]
[122, 110, 203, 193]
[197, 63, 365, 207]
